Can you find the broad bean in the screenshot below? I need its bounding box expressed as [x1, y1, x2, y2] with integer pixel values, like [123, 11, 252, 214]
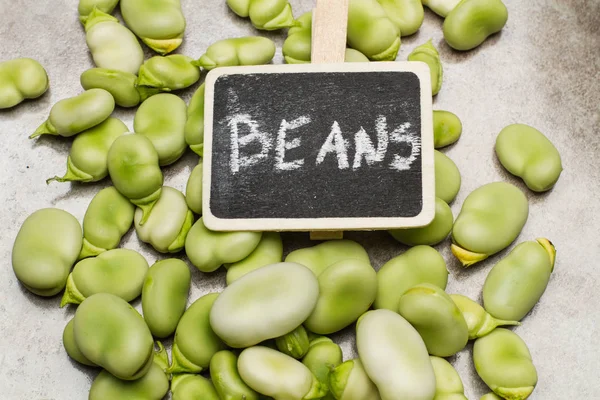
[107, 134, 163, 224]
[73, 293, 154, 380]
[78, 0, 120, 23]
[451, 182, 528, 266]
[0, 58, 48, 109]
[12, 208, 82, 296]
[276, 325, 310, 359]
[30, 89, 115, 138]
[169, 293, 226, 374]
[408, 40, 442, 95]
[61, 248, 148, 307]
[377, 0, 424, 36]
[303, 337, 343, 400]
[433, 110, 462, 148]
[483, 239, 555, 321]
[356, 309, 436, 400]
[80, 68, 159, 107]
[211, 350, 260, 400]
[473, 328, 537, 399]
[347, 0, 401, 61]
[226, 231, 283, 284]
[495, 124, 563, 192]
[480, 394, 502, 400]
[142, 258, 191, 338]
[398, 283, 469, 357]
[134, 93, 187, 166]
[185, 159, 203, 214]
[63, 319, 96, 366]
[443, 0, 508, 51]
[344, 48, 370, 62]
[329, 359, 381, 400]
[285, 239, 370, 276]
[120, 0, 186, 54]
[84, 9, 144, 75]
[434, 150, 461, 203]
[430, 356, 468, 400]
[171, 375, 220, 400]
[210, 262, 319, 348]
[422, 0, 461, 17]
[450, 294, 519, 339]
[227, 0, 295, 30]
[136, 55, 200, 91]
[389, 197, 453, 246]
[47, 117, 128, 184]
[194, 36, 276, 70]
[374, 245, 448, 311]
[185, 217, 262, 272]
[184, 83, 205, 156]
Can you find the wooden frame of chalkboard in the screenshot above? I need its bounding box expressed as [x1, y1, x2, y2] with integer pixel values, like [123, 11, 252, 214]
[203, 62, 435, 232]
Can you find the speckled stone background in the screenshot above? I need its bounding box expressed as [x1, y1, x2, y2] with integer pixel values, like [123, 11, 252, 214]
[0, 0, 599, 398]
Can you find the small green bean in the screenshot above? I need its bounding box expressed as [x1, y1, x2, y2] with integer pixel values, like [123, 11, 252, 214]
[0, 58, 48, 109]
[430, 356, 468, 400]
[390, 197, 453, 246]
[348, 0, 401, 61]
[433, 110, 462, 148]
[226, 231, 283, 284]
[184, 83, 205, 156]
[408, 40, 442, 95]
[434, 150, 461, 203]
[285, 239, 370, 276]
[227, 0, 296, 30]
[377, 0, 424, 36]
[443, 0, 508, 51]
[185, 159, 203, 215]
[137, 55, 200, 91]
[171, 374, 220, 400]
[211, 350, 260, 400]
[193, 36, 276, 70]
[63, 319, 96, 366]
[80, 68, 159, 108]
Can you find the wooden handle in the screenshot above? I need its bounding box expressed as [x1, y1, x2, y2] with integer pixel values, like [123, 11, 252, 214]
[311, 0, 349, 63]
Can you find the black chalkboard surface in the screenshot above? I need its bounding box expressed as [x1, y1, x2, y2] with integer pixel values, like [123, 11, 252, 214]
[203, 63, 434, 231]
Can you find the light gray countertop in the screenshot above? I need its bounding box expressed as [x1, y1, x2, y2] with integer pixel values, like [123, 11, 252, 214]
[1, 0, 599, 398]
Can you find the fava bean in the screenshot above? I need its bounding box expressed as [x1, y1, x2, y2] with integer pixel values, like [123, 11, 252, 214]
[344, 48, 370, 62]
[169, 293, 227, 374]
[80, 68, 159, 107]
[390, 197, 453, 246]
[227, 0, 295, 30]
[210, 262, 319, 348]
[348, 0, 401, 61]
[185, 217, 262, 272]
[30, 89, 115, 138]
[211, 350, 260, 400]
[434, 150, 461, 203]
[433, 110, 462, 148]
[483, 239, 555, 321]
[184, 83, 205, 156]
[142, 258, 191, 338]
[136, 55, 200, 91]
[194, 36, 276, 70]
[356, 309, 436, 400]
[422, 0, 461, 17]
[495, 124, 563, 192]
[63, 319, 96, 366]
[408, 40, 442, 95]
[226, 231, 283, 284]
[480, 394, 502, 400]
[303, 337, 343, 400]
[134, 93, 187, 166]
[374, 245, 448, 311]
[107, 134, 163, 224]
[377, 0, 424, 36]
[276, 325, 310, 359]
[451, 182, 528, 266]
[78, 0, 120, 23]
[0, 58, 48, 109]
[61, 248, 148, 307]
[430, 356, 468, 400]
[473, 328, 537, 399]
[285, 239, 370, 276]
[171, 374, 220, 400]
[12, 208, 82, 296]
[450, 294, 519, 339]
[73, 293, 154, 380]
[120, 0, 186, 54]
[329, 359, 381, 400]
[443, 0, 508, 51]
[84, 8, 144, 75]
[47, 117, 128, 184]
[185, 159, 203, 214]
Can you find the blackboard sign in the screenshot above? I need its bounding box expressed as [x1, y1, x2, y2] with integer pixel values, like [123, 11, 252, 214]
[203, 63, 434, 232]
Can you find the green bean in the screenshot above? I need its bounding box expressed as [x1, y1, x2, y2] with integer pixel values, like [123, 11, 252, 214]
[450, 294, 519, 340]
[0, 58, 48, 109]
[443, 0, 508, 51]
[433, 110, 462, 148]
[78, 0, 120, 23]
[227, 0, 296, 30]
[80, 68, 159, 108]
[12, 208, 82, 296]
[226, 231, 283, 284]
[451, 182, 528, 266]
[344, 48, 370, 62]
[169, 293, 227, 374]
[390, 197, 453, 246]
[330, 359, 381, 400]
[276, 325, 310, 359]
[137, 55, 200, 91]
[495, 124, 563, 192]
[480, 393, 502, 400]
[142, 258, 191, 338]
[184, 83, 205, 156]
[171, 374, 220, 400]
[434, 150, 461, 203]
[47, 117, 128, 184]
[107, 134, 163, 224]
[30, 88, 115, 138]
[211, 350, 260, 400]
[422, 0, 461, 16]
[84, 8, 144, 75]
[374, 245, 448, 311]
[348, 0, 401, 61]
[134, 186, 194, 253]
[184, 217, 262, 272]
[134, 93, 187, 166]
[430, 356, 467, 400]
[73, 293, 154, 380]
[185, 159, 203, 215]
[60, 249, 148, 307]
[120, 0, 186, 54]
[193, 36, 276, 70]
[302, 337, 343, 400]
[473, 328, 537, 399]
[398, 283, 469, 357]
[356, 309, 436, 400]
[285, 239, 370, 276]
[63, 319, 96, 366]
[408, 40, 442, 95]
[210, 262, 319, 348]
[377, 0, 424, 36]
[483, 239, 555, 321]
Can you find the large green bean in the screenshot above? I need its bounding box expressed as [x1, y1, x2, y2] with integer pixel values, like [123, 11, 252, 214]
[377, 0, 424, 36]
[285, 239, 370, 276]
[137, 55, 200, 91]
[433, 110, 462, 148]
[430, 356, 468, 400]
[434, 150, 461, 203]
[80, 68, 159, 108]
[184, 83, 205, 156]
[226, 231, 283, 284]
[0, 58, 48, 109]
[389, 197, 453, 246]
[194, 36, 276, 70]
[227, 0, 296, 30]
[443, 0, 508, 51]
[171, 374, 220, 400]
[63, 319, 96, 366]
[347, 0, 401, 61]
[211, 350, 260, 400]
